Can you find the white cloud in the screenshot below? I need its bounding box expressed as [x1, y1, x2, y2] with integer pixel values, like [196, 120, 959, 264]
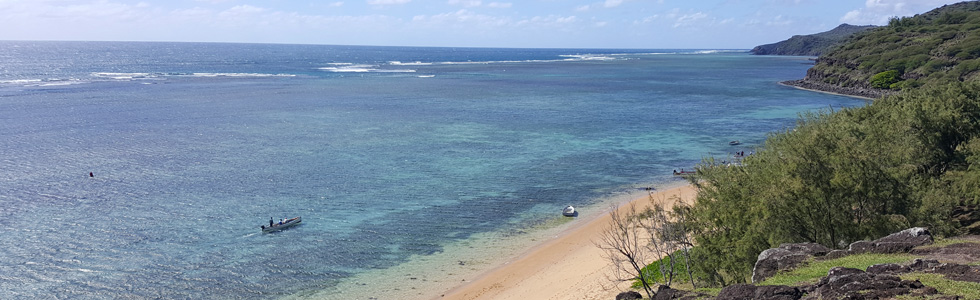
[840, 0, 963, 25]
[673, 12, 707, 28]
[367, 0, 411, 6]
[448, 0, 482, 7]
[604, 0, 624, 8]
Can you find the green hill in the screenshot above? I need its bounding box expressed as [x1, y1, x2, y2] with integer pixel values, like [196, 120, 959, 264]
[671, 0, 980, 291]
[787, 1, 980, 98]
[750, 24, 877, 56]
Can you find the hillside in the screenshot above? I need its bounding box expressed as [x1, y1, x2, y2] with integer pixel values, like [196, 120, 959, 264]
[750, 24, 877, 56]
[786, 1, 980, 98]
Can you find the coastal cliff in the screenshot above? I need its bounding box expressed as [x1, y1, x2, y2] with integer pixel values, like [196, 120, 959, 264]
[786, 1, 980, 99]
[750, 24, 876, 56]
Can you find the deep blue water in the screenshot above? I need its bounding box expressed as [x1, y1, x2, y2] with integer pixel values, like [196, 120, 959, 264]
[0, 41, 861, 299]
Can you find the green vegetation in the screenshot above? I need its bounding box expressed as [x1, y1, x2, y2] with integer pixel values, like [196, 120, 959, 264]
[899, 273, 980, 299]
[685, 82, 980, 286]
[632, 250, 693, 289]
[751, 24, 877, 56]
[757, 253, 914, 286]
[807, 1, 980, 91]
[628, 2, 980, 293]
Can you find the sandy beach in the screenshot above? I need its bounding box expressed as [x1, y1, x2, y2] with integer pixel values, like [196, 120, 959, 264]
[435, 184, 698, 300]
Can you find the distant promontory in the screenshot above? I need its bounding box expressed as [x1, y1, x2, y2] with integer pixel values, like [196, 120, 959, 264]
[750, 24, 877, 56]
[785, 1, 980, 99]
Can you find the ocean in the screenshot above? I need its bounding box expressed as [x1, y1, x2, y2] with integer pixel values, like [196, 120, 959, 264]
[0, 41, 862, 299]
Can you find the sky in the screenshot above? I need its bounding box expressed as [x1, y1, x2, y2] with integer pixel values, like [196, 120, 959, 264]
[0, 0, 971, 49]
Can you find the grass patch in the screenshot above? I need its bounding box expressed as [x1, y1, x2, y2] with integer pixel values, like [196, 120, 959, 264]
[915, 236, 980, 250]
[758, 253, 915, 286]
[899, 272, 980, 299]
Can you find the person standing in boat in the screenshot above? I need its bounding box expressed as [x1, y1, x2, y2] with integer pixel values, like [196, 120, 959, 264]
[270, 217, 274, 227]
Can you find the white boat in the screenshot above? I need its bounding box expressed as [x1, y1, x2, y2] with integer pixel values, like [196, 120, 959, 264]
[729, 140, 741, 146]
[261, 216, 302, 232]
[562, 206, 576, 217]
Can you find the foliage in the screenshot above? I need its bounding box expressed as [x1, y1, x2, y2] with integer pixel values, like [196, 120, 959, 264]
[685, 82, 980, 285]
[751, 24, 877, 56]
[757, 253, 914, 286]
[808, 1, 980, 91]
[596, 203, 658, 299]
[870, 70, 902, 89]
[632, 250, 693, 289]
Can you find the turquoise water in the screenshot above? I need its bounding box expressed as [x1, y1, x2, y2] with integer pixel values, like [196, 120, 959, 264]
[0, 42, 862, 299]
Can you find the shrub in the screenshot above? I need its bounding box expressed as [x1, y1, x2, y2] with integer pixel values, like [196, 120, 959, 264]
[870, 70, 902, 89]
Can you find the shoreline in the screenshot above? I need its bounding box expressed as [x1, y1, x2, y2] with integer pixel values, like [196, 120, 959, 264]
[434, 183, 698, 300]
[779, 79, 881, 101]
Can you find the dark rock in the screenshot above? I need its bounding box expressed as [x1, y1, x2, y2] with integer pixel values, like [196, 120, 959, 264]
[751, 243, 832, 283]
[910, 258, 943, 272]
[911, 237, 980, 264]
[873, 227, 933, 253]
[827, 266, 866, 278]
[651, 286, 683, 300]
[867, 263, 910, 274]
[932, 263, 980, 283]
[847, 240, 874, 253]
[615, 291, 642, 300]
[802, 266, 938, 300]
[651, 285, 712, 300]
[754, 285, 803, 300]
[716, 284, 802, 300]
[715, 284, 759, 300]
[845, 227, 933, 256]
[782, 79, 891, 99]
[823, 249, 849, 260]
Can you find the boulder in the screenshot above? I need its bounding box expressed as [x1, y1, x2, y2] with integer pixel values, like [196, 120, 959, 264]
[866, 263, 910, 274]
[872, 227, 933, 253]
[829, 227, 935, 261]
[908, 258, 980, 283]
[802, 266, 937, 300]
[716, 284, 802, 300]
[751, 243, 831, 283]
[650, 285, 712, 300]
[615, 291, 642, 300]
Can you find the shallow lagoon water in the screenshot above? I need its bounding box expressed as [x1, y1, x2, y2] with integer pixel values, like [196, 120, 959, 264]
[0, 42, 862, 299]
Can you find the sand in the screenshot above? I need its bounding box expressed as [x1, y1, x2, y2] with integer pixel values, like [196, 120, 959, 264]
[434, 184, 698, 300]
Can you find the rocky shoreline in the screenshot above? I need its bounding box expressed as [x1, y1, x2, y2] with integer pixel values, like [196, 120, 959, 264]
[616, 228, 980, 300]
[781, 79, 893, 100]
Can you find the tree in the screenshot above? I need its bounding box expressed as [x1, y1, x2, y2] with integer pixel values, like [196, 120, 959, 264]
[596, 203, 657, 299]
[643, 195, 697, 289]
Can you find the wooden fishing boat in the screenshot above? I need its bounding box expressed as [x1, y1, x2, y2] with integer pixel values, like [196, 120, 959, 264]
[261, 216, 302, 232]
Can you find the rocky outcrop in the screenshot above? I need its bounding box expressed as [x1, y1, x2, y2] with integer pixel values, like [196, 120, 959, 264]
[751, 243, 832, 283]
[715, 284, 802, 300]
[650, 285, 711, 300]
[781, 79, 890, 99]
[824, 227, 934, 260]
[908, 258, 980, 283]
[615, 291, 642, 300]
[751, 24, 877, 56]
[800, 267, 938, 300]
[752, 228, 932, 283]
[911, 237, 980, 264]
